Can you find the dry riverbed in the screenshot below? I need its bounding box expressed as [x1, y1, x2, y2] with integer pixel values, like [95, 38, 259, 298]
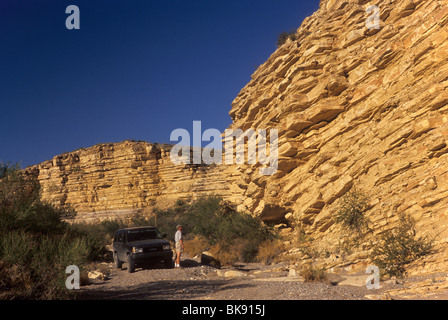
[79, 256, 440, 300]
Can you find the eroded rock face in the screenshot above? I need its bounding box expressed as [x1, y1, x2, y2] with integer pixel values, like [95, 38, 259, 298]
[26, 141, 242, 222]
[229, 0, 448, 245]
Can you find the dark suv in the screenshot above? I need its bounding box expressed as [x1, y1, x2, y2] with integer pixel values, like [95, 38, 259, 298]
[113, 226, 173, 273]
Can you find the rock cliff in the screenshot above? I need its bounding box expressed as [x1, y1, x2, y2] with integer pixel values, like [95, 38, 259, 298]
[27, 141, 242, 222]
[27, 0, 448, 274]
[228, 0, 448, 271]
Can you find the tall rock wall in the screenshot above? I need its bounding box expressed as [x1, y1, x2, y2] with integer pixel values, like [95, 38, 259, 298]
[27, 141, 242, 222]
[229, 0, 448, 253]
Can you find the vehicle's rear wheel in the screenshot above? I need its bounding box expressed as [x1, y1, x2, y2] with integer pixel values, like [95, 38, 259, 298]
[113, 252, 122, 269]
[127, 255, 135, 273]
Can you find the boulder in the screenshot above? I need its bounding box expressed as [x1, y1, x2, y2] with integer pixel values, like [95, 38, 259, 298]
[201, 251, 221, 268]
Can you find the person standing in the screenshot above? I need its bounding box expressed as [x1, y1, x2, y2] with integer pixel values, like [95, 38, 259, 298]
[174, 225, 184, 268]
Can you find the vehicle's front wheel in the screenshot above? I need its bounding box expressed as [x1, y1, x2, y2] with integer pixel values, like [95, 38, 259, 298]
[113, 252, 122, 269]
[127, 255, 135, 273]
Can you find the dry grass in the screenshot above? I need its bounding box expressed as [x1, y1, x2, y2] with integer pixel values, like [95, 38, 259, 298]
[255, 240, 285, 265]
[209, 241, 248, 266]
[300, 264, 328, 283]
[183, 235, 210, 258]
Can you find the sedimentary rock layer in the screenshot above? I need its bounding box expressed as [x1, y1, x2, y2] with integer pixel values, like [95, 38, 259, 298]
[26, 141, 242, 222]
[228, 0, 448, 247]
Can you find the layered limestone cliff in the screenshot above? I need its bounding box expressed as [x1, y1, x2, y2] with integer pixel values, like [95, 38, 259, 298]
[228, 0, 448, 271]
[27, 141, 242, 222]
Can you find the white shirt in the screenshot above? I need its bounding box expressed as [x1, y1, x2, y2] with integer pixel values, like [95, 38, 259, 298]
[175, 230, 182, 243]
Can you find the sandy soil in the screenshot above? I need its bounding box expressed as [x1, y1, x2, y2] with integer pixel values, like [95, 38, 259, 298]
[79, 257, 409, 301]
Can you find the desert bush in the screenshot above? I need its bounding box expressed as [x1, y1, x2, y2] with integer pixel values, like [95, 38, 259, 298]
[255, 240, 285, 265]
[125, 212, 154, 228]
[152, 206, 186, 238]
[0, 231, 35, 267]
[335, 188, 370, 233]
[0, 231, 92, 299]
[181, 196, 274, 264]
[207, 241, 246, 266]
[183, 235, 210, 258]
[0, 163, 101, 299]
[0, 163, 74, 235]
[300, 264, 328, 283]
[206, 239, 264, 266]
[371, 214, 433, 279]
[184, 196, 271, 245]
[277, 30, 297, 47]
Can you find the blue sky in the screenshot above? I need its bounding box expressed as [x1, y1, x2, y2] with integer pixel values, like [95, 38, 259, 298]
[0, 0, 320, 167]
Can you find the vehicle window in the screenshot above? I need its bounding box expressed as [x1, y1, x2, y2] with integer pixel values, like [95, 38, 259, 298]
[117, 231, 125, 243]
[127, 229, 162, 242]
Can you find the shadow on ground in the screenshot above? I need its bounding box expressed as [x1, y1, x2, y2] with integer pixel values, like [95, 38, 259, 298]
[120, 258, 202, 272]
[79, 279, 254, 300]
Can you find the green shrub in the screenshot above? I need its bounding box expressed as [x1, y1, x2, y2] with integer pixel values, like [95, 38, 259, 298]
[372, 214, 433, 279]
[0, 163, 74, 235]
[151, 207, 183, 238]
[0, 163, 100, 299]
[0, 231, 36, 267]
[277, 30, 297, 47]
[178, 196, 273, 263]
[0, 231, 92, 299]
[99, 219, 123, 236]
[335, 188, 370, 233]
[184, 196, 271, 244]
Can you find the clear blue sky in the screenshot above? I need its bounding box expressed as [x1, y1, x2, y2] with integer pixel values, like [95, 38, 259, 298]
[0, 0, 320, 168]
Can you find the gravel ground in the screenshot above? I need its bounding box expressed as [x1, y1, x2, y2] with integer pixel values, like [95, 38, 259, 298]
[79, 258, 401, 300]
